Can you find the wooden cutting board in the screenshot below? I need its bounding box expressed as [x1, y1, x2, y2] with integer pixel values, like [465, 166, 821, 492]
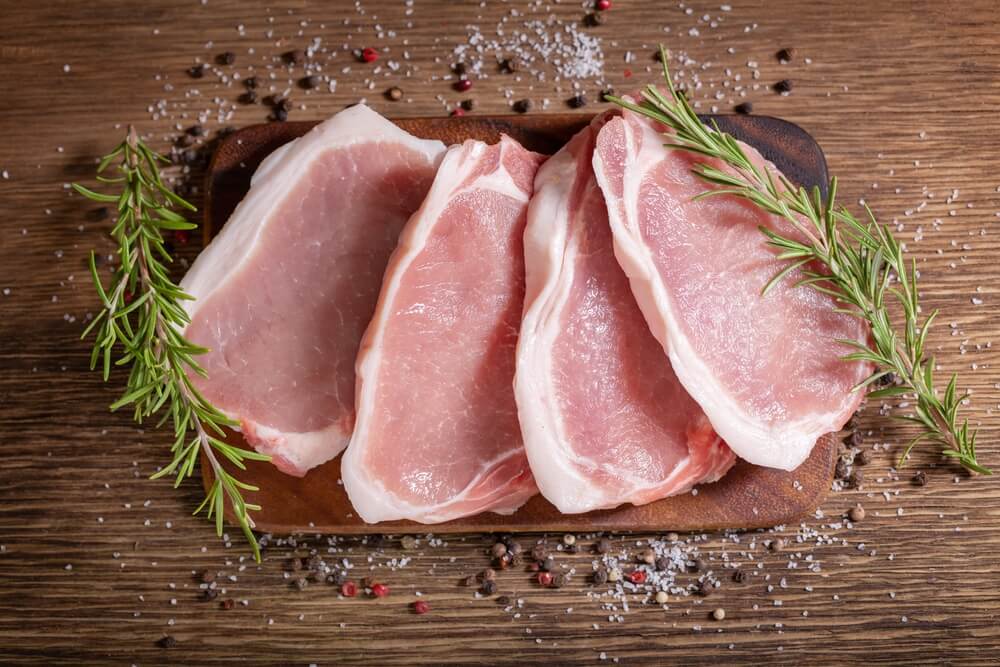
[201, 111, 839, 534]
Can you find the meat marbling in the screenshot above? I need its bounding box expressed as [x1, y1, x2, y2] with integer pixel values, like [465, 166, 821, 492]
[592, 108, 869, 471]
[342, 135, 545, 523]
[181, 105, 445, 477]
[516, 115, 734, 513]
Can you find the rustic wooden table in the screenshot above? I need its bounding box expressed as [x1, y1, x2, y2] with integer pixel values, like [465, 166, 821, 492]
[2, 0, 999, 664]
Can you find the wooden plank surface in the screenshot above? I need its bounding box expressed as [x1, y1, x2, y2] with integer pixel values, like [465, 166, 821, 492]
[1, 0, 999, 664]
[200, 113, 836, 535]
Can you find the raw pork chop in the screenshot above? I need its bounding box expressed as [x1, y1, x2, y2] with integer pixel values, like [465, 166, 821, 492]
[516, 115, 734, 514]
[342, 136, 545, 523]
[593, 108, 869, 471]
[182, 105, 445, 477]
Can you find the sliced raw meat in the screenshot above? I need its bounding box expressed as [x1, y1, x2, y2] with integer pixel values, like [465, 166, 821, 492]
[593, 109, 869, 471]
[516, 115, 734, 514]
[342, 136, 546, 523]
[182, 105, 446, 477]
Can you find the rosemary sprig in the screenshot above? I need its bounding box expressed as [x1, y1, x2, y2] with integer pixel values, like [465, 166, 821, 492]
[75, 127, 271, 560]
[610, 47, 989, 475]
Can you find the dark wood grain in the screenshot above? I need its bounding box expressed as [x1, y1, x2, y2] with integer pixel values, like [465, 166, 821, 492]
[201, 112, 836, 535]
[2, 1, 1000, 665]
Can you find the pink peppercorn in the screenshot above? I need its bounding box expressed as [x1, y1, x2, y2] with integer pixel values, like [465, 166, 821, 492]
[361, 47, 378, 63]
[596, 0, 611, 9]
[537, 571, 554, 586]
[371, 583, 390, 598]
[412, 600, 430, 614]
[341, 581, 357, 597]
[174, 230, 189, 245]
[454, 79, 472, 92]
[450, 108, 465, 117]
[627, 570, 647, 585]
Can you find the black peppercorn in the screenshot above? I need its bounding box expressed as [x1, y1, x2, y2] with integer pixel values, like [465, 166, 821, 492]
[773, 79, 793, 94]
[218, 51, 236, 66]
[734, 101, 753, 115]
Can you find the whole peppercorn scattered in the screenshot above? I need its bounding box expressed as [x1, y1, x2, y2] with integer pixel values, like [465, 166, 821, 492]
[567, 94, 587, 109]
[239, 91, 258, 105]
[770, 538, 785, 552]
[496, 595, 511, 606]
[530, 545, 548, 562]
[655, 591, 669, 604]
[855, 449, 873, 466]
[284, 49, 306, 65]
[187, 64, 206, 79]
[734, 101, 754, 115]
[507, 541, 523, 556]
[201, 588, 219, 601]
[584, 12, 605, 27]
[776, 47, 795, 63]
[695, 580, 712, 597]
[400, 535, 417, 550]
[340, 581, 358, 597]
[481, 579, 498, 595]
[691, 558, 707, 573]
[300, 75, 321, 90]
[509, 554, 524, 568]
[156, 636, 177, 649]
[712, 607, 726, 621]
[462, 574, 477, 587]
[849, 505, 866, 522]
[537, 571, 554, 587]
[527, 561, 540, 572]
[596, 0, 612, 9]
[452, 62, 468, 76]
[552, 573, 568, 588]
[454, 78, 473, 93]
[481, 568, 496, 581]
[459, 97, 475, 110]
[627, 569, 647, 585]
[912, 470, 928, 486]
[847, 468, 864, 489]
[199, 570, 215, 583]
[562, 533, 576, 546]
[175, 133, 194, 148]
[607, 568, 622, 583]
[849, 430, 864, 448]
[371, 583, 390, 598]
[188, 125, 206, 137]
[294, 578, 308, 591]
[654, 556, 670, 572]
[450, 108, 465, 117]
[540, 556, 556, 572]
[272, 108, 289, 122]
[218, 51, 236, 66]
[774, 79, 793, 94]
[496, 555, 510, 571]
[412, 600, 430, 614]
[600, 88, 616, 102]
[513, 98, 533, 113]
[666, 532, 680, 543]
[500, 58, 519, 74]
[835, 458, 849, 480]
[595, 538, 611, 554]
[386, 86, 404, 101]
[491, 542, 508, 559]
[732, 570, 748, 583]
[244, 76, 259, 90]
[360, 47, 379, 63]
[639, 548, 656, 565]
[327, 571, 347, 586]
[878, 372, 896, 386]
[593, 569, 608, 585]
[220, 598, 235, 610]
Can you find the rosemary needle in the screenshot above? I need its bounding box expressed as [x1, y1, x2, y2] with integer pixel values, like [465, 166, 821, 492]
[610, 46, 989, 475]
[74, 127, 270, 561]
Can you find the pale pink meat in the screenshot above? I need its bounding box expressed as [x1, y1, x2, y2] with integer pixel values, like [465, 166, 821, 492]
[516, 115, 734, 514]
[593, 109, 869, 471]
[181, 105, 445, 477]
[342, 136, 545, 523]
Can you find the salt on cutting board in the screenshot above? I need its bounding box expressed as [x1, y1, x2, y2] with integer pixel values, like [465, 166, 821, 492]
[200, 112, 840, 534]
